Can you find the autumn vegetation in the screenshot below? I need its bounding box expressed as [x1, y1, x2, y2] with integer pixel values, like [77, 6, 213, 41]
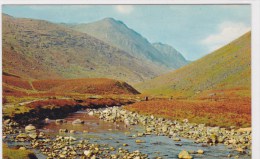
[124, 98, 251, 128]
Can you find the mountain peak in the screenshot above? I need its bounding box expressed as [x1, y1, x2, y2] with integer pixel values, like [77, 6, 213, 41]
[102, 17, 116, 22]
[101, 17, 126, 26]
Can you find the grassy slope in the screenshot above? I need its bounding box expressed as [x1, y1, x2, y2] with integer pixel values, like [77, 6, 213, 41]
[2, 14, 164, 84]
[2, 73, 140, 96]
[135, 32, 251, 99]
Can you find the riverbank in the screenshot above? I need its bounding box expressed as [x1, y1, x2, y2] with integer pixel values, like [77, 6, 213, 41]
[91, 106, 251, 158]
[3, 97, 135, 126]
[2, 97, 251, 158]
[3, 107, 251, 159]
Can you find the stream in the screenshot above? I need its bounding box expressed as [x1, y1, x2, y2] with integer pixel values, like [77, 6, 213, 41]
[18, 109, 249, 159]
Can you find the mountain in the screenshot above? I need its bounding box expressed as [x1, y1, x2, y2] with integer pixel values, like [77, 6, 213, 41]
[2, 14, 165, 84]
[135, 32, 251, 99]
[69, 18, 188, 69]
[152, 42, 190, 68]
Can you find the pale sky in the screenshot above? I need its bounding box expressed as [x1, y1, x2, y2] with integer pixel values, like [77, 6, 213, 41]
[2, 5, 251, 60]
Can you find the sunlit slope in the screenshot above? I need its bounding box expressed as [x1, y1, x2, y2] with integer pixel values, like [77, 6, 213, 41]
[136, 32, 251, 98]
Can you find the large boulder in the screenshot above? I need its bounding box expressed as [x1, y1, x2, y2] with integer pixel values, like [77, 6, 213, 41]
[178, 150, 193, 159]
[25, 124, 36, 133]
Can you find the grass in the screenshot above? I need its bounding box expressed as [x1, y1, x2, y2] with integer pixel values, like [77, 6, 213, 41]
[124, 98, 251, 128]
[135, 32, 251, 99]
[3, 72, 140, 97]
[3, 144, 37, 159]
[2, 95, 135, 118]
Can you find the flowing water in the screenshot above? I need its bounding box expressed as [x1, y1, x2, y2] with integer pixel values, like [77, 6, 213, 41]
[33, 110, 250, 159]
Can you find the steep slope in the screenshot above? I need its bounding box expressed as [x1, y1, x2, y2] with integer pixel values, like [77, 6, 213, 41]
[152, 42, 190, 68]
[2, 14, 164, 83]
[70, 18, 188, 69]
[136, 32, 251, 99]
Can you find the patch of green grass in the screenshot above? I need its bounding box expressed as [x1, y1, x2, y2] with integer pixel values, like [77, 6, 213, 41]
[3, 144, 37, 159]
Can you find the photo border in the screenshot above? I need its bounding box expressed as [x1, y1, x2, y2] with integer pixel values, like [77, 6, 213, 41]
[0, 0, 259, 158]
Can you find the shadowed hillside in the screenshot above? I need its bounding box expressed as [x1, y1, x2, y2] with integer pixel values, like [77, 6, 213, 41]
[2, 14, 165, 84]
[70, 18, 189, 69]
[136, 32, 251, 99]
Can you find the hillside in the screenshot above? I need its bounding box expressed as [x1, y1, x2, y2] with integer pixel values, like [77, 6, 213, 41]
[136, 32, 251, 99]
[152, 42, 190, 68]
[2, 14, 165, 84]
[70, 18, 188, 69]
[3, 72, 139, 96]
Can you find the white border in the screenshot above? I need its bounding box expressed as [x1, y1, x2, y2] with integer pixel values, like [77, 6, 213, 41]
[0, 0, 259, 158]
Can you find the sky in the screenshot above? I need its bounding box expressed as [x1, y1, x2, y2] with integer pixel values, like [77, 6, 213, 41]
[2, 5, 251, 61]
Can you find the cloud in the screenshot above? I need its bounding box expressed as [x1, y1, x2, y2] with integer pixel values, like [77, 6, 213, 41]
[115, 5, 134, 14]
[201, 21, 251, 52]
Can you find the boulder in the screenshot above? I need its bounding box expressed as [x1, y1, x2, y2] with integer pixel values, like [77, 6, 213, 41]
[84, 150, 93, 157]
[135, 140, 146, 143]
[178, 150, 193, 159]
[19, 147, 27, 150]
[88, 111, 94, 116]
[16, 133, 28, 139]
[28, 133, 37, 139]
[173, 137, 181, 142]
[56, 119, 66, 124]
[72, 119, 84, 124]
[25, 124, 36, 133]
[4, 119, 11, 125]
[197, 149, 204, 154]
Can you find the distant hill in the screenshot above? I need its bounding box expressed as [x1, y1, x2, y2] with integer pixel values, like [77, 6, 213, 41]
[136, 32, 251, 99]
[2, 14, 165, 84]
[69, 18, 189, 69]
[3, 72, 140, 96]
[152, 42, 190, 68]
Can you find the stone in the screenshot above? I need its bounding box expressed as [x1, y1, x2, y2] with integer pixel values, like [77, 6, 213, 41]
[59, 154, 66, 158]
[45, 118, 50, 123]
[162, 125, 168, 133]
[70, 130, 75, 134]
[178, 150, 193, 159]
[137, 132, 144, 137]
[4, 119, 11, 125]
[59, 129, 68, 133]
[16, 133, 27, 139]
[197, 149, 204, 154]
[88, 111, 94, 116]
[236, 147, 245, 153]
[19, 147, 26, 150]
[135, 140, 146, 143]
[71, 151, 77, 155]
[72, 119, 84, 124]
[173, 138, 181, 142]
[25, 124, 36, 133]
[28, 133, 37, 139]
[84, 150, 93, 157]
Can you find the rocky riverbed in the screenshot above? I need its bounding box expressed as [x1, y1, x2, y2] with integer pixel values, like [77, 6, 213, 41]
[3, 106, 251, 159]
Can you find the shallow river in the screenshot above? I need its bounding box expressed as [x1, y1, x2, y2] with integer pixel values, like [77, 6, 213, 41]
[31, 110, 250, 159]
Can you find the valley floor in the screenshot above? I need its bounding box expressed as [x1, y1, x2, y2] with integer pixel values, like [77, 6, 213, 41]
[2, 94, 251, 159]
